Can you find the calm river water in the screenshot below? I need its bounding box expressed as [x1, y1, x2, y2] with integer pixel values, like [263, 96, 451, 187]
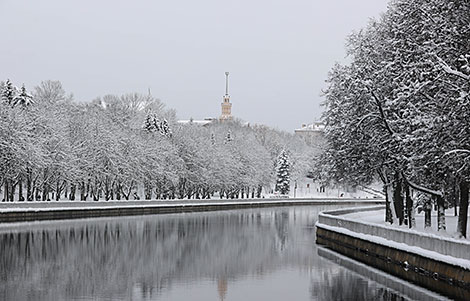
[0, 205, 447, 300]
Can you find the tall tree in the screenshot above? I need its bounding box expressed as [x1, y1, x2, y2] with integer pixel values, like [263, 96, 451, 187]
[275, 150, 290, 195]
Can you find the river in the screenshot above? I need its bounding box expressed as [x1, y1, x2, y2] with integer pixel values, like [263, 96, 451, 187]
[0, 205, 446, 300]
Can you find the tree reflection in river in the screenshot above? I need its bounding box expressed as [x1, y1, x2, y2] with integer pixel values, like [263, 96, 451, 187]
[310, 270, 407, 301]
[0, 205, 420, 300]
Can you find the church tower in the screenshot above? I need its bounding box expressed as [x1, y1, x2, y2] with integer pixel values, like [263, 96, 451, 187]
[220, 72, 233, 120]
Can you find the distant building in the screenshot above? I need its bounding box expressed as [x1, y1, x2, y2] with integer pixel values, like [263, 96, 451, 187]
[178, 72, 233, 125]
[220, 72, 233, 120]
[294, 121, 325, 145]
[177, 117, 215, 127]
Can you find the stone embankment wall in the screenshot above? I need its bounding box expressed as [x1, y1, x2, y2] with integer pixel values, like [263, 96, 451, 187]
[316, 206, 470, 300]
[0, 198, 384, 223]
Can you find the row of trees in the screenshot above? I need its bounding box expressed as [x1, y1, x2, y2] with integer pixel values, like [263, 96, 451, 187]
[318, 0, 469, 237]
[0, 80, 317, 203]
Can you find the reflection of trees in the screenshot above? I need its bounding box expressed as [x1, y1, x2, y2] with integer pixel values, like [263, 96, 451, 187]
[310, 270, 406, 301]
[274, 212, 289, 251]
[0, 205, 336, 300]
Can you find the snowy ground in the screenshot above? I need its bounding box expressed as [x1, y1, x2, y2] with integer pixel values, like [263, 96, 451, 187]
[343, 208, 470, 241]
[285, 181, 383, 199]
[0, 198, 385, 213]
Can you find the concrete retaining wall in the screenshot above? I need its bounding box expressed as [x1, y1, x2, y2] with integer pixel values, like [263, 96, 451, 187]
[318, 206, 470, 260]
[316, 206, 470, 299]
[0, 199, 384, 223]
[316, 227, 470, 300]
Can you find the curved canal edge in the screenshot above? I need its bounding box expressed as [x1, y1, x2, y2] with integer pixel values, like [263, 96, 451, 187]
[315, 206, 470, 300]
[0, 198, 384, 223]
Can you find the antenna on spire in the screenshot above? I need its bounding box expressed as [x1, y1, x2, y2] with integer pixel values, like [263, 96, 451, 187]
[225, 72, 229, 96]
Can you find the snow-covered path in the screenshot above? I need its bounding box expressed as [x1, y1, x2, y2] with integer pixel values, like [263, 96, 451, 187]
[0, 197, 384, 213]
[343, 208, 470, 241]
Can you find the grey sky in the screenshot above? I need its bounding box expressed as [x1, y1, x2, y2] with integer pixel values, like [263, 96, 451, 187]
[0, 0, 388, 131]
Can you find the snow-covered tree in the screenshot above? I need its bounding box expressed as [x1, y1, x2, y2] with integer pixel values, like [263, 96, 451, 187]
[160, 119, 172, 137]
[318, 0, 470, 233]
[1, 79, 17, 106]
[143, 113, 155, 132]
[224, 130, 233, 144]
[275, 150, 290, 195]
[0, 80, 316, 203]
[13, 84, 34, 107]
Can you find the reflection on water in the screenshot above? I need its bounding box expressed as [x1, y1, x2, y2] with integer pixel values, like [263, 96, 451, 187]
[0, 205, 435, 300]
[310, 270, 407, 301]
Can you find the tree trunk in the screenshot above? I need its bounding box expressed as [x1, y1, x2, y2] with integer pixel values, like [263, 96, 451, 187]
[385, 183, 398, 224]
[384, 184, 392, 223]
[80, 181, 87, 201]
[32, 176, 39, 201]
[27, 174, 32, 201]
[186, 188, 192, 199]
[457, 181, 469, 238]
[405, 184, 415, 228]
[3, 180, 8, 202]
[121, 182, 133, 200]
[144, 181, 152, 200]
[69, 184, 76, 201]
[104, 179, 111, 201]
[436, 195, 446, 232]
[115, 183, 121, 200]
[393, 173, 404, 225]
[10, 180, 17, 202]
[453, 181, 459, 216]
[56, 180, 61, 201]
[424, 196, 432, 228]
[42, 184, 49, 202]
[256, 185, 262, 198]
[42, 185, 46, 201]
[35, 188, 41, 201]
[18, 177, 24, 201]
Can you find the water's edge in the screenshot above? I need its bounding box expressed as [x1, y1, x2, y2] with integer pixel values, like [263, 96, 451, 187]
[316, 211, 470, 300]
[0, 199, 384, 223]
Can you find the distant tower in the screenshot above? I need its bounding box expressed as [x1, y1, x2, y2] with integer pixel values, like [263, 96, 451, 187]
[220, 72, 233, 120]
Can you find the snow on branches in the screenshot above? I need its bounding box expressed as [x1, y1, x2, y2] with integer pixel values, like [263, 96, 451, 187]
[319, 0, 470, 234]
[1, 80, 34, 107]
[143, 113, 172, 137]
[275, 150, 290, 195]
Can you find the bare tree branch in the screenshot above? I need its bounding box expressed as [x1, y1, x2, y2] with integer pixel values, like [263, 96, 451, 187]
[402, 174, 443, 197]
[436, 56, 470, 81]
[444, 149, 470, 156]
[368, 89, 395, 135]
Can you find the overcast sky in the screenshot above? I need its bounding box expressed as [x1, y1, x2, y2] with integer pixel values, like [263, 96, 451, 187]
[0, 0, 389, 131]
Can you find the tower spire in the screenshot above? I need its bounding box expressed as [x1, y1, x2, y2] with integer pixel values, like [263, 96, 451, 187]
[220, 72, 233, 120]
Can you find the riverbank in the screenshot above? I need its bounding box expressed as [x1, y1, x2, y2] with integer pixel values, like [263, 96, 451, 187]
[0, 198, 384, 223]
[316, 206, 470, 300]
[342, 207, 470, 241]
[317, 247, 450, 301]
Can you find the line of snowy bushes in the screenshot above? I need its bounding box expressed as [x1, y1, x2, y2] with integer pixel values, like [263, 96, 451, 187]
[0, 80, 319, 203]
[316, 0, 470, 237]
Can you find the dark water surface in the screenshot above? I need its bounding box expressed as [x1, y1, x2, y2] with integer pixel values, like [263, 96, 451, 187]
[0, 205, 446, 300]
